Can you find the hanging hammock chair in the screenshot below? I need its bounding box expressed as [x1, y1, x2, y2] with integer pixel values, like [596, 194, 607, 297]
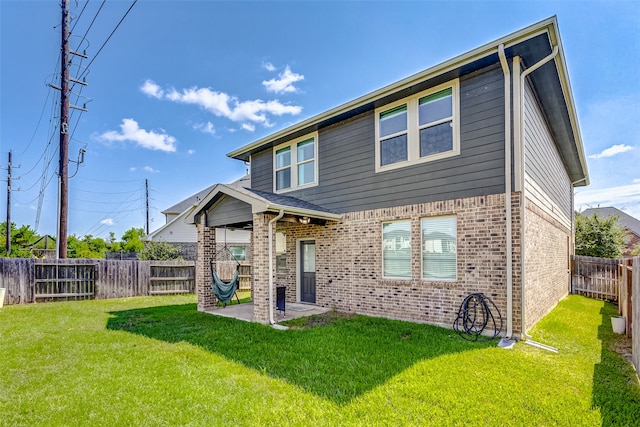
[210, 228, 242, 307]
[210, 262, 240, 306]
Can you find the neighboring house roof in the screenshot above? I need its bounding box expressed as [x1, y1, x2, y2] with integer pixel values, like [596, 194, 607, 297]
[162, 175, 250, 215]
[148, 175, 252, 241]
[581, 207, 640, 236]
[227, 16, 588, 186]
[187, 184, 342, 226]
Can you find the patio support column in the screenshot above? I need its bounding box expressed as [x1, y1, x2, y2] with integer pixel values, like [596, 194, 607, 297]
[196, 214, 216, 311]
[251, 213, 272, 323]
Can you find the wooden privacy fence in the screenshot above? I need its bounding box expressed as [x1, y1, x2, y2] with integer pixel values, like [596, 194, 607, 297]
[571, 255, 639, 376]
[215, 261, 251, 290]
[571, 256, 620, 302]
[0, 259, 195, 305]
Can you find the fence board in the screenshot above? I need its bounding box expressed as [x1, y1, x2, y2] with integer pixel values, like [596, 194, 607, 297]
[571, 256, 620, 302]
[215, 261, 251, 290]
[1, 259, 196, 305]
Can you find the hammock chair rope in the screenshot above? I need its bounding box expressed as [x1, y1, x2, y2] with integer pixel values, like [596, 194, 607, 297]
[210, 227, 241, 306]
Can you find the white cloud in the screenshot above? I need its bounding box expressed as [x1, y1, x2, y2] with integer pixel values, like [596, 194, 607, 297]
[129, 167, 137, 172]
[633, 178, 640, 184]
[101, 219, 114, 226]
[98, 118, 177, 152]
[143, 166, 158, 173]
[159, 86, 301, 125]
[140, 80, 164, 99]
[262, 65, 304, 94]
[588, 144, 634, 159]
[575, 182, 640, 219]
[242, 123, 255, 132]
[187, 149, 195, 155]
[263, 62, 276, 72]
[193, 121, 216, 135]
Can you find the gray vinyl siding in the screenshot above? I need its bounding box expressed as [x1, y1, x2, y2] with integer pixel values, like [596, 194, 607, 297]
[206, 195, 253, 227]
[251, 65, 505, 213]
[523, 80, 572, 219]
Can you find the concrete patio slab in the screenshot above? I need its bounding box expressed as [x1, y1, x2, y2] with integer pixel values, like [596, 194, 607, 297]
[203, 301, 330, 323]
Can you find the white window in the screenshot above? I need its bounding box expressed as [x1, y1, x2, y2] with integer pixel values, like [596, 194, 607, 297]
[275, 232, 287, 273]
[382, 220, 411, 279]
[229, 246, 246, 261]
[421, 216, 457, 281]
[375, 80, 460, 172]
[273, 132, 318, 192]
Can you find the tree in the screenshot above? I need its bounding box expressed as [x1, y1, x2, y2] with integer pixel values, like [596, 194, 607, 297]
[139, 241, 183, 260]
[67, 234, 110, 259]
[121, 227, 145, 252]
[575, 213, 624, 258]
[0, 222, 39, 258]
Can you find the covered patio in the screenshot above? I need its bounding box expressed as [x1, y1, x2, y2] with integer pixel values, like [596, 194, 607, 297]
[188, 182, 341, 325]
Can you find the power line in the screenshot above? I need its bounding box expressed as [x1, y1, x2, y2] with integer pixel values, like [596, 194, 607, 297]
[77, 0, 138, 81]
[69, 0, 91, 34]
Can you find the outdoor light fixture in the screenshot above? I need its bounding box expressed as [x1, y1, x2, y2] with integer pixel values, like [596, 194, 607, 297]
[298, 216, 311, 225]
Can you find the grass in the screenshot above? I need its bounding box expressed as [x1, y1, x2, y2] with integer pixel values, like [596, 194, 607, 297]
[1, 295, 639, 426]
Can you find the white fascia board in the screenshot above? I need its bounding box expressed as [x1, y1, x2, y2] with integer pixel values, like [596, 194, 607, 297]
[265, 204, 342, 222]
[227, 16, 559, 161]
[146, 206, 194, 241]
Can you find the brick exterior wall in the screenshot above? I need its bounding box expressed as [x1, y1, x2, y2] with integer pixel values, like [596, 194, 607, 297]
[523, 198, 571, 332]
[196, 191, 580, 337]
[173, 242, 197, 261]
[251, 213, 273, 323]
[196, 216, 216, 311]
[273, 193, 524, 333]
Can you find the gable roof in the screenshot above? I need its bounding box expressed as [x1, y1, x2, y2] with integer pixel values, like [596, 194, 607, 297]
[227, 16, 588, 186]
[187, 184, 341, 225]
[581, 207, 640, 236]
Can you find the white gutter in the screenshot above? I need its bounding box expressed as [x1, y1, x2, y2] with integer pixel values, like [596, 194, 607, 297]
[498, 44, 513, 339]
[517, 46, 559, 338]
[268, 210, 285, 327]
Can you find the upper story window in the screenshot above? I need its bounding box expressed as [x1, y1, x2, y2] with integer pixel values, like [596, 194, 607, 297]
[274, 132, 318, 192]
[375, 79, 460, 172]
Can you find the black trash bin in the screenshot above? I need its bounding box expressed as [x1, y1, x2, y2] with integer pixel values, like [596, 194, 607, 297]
[276, 285, 286, 317]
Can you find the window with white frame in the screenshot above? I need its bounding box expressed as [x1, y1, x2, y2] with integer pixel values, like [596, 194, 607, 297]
[382, 220, 411, 278]
[375, 80, 460, 172]
[274, 132, 318, 192]
[421, 215, 457, 281]
[275, 231, 287, 273]
[229, 246, 246, 261]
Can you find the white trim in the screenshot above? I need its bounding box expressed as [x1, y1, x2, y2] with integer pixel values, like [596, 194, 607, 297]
[185, 183, 342, 225]
[144, 206, 194, 241]
[228, 18, 561, 161]
[374, 80, 460, 173]
[273, 131, 318, 193]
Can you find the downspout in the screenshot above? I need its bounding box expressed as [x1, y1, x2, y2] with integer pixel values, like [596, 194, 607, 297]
[268, 210, 285, 328]
[517, 46, 559, 339]
[498, 44, 513, 339]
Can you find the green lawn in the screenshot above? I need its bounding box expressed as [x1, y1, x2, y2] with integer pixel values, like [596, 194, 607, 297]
[1, 294, 639, 426]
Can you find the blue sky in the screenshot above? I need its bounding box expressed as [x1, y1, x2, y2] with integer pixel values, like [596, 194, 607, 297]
[1, 0, 639, 240]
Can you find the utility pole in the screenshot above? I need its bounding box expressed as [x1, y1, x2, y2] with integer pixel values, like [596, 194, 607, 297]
[145, 179, 150, 235]
[57, 0, 70, 259]
[5, 151, 12, 256]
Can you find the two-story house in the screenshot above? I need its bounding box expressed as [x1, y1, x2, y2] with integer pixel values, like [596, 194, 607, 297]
[188, 16, 588, 338]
